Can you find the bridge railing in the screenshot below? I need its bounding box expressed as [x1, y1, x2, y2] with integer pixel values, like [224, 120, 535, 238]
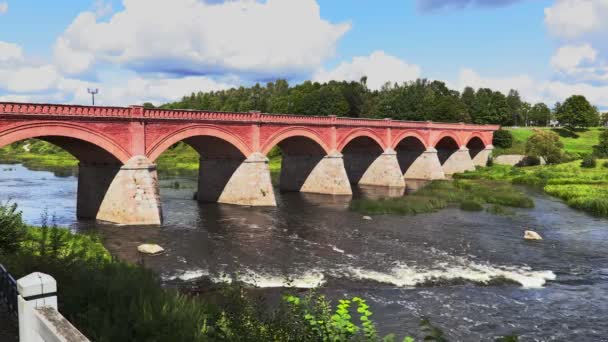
[0, 264, 18, 318]
[0, 266, 90, 342]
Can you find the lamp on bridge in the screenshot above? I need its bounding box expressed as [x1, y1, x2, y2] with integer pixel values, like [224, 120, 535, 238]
[87, 88, 99, 106]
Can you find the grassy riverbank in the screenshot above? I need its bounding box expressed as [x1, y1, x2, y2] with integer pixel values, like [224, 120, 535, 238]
[350, 179, 533, 215]
[0, 140, 77, 176]
[494, 127, 603, 157]
[456, 161, 608, 217]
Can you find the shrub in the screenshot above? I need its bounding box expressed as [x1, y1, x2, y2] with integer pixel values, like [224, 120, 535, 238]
[0, 201, 27, 254]
[603, 161, 608, 168]
[492, 129, 513, 148]
[486, 156, 494, 167]
[580, 155, 597, 168]
[593, 129, 608, 158]
[525, 129, 564, 164]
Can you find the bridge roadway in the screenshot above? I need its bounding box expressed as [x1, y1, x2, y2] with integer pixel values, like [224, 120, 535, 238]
[0, 102, 498, 225]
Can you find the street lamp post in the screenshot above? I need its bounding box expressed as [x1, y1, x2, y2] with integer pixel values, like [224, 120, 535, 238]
[87, 88, 99, 106]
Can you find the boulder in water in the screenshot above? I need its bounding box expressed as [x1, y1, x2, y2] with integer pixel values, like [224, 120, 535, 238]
[524, 230, 542, 241]
[138, 244, 165, 255]
[363, 216, 372, 220]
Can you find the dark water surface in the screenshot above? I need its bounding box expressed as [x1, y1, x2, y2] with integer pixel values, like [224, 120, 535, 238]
[1, 164, 608, 341]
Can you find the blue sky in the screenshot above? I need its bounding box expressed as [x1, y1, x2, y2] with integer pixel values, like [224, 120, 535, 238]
[1, 0, 607, 109]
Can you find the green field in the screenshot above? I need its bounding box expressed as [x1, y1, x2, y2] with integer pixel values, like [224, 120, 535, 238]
[494, 127, 603, 156]
[456, 160, 608, 217]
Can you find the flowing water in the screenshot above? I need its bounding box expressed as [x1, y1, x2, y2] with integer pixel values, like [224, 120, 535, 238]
[1, 163, 608, 341]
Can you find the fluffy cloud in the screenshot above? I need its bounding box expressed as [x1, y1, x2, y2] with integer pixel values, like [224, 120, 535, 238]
[456, 68, 608, 108]
[0, 39, 235, 105]
[544, 0, 608, 39]
[54, 0, 350, 79]
[313, 51, 421, 90]
[0, 41, 23, 62]
[417, 0, 522, 11]
[550, 44, 597, 73]
[0, 2, 7, 15]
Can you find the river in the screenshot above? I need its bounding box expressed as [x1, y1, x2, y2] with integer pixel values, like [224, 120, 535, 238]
[1, 163, 607, 340]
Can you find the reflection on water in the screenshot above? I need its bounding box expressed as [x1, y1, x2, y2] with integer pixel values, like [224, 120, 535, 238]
[1, 164, 608, 340]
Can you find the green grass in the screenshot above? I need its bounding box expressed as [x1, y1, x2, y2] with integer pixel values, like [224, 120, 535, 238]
[494, 127, 603, 157]
[457, 160, 608, 217]
[350, 179, 533, 215]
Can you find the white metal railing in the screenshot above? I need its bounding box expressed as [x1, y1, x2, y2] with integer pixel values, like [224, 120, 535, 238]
[16, 272, 89, 342]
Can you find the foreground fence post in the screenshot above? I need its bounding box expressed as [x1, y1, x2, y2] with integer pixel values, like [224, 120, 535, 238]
[17, 272, 89, 342]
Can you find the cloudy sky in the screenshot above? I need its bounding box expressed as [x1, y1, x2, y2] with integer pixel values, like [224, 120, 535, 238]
[1, 0, 608, 109]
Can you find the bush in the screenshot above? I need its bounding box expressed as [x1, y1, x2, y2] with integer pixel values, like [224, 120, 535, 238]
[525, 129, 564, 164]
[593, 129, 608, 158]
[603, 161, 608, 168]
[581, 155, 597, 168]
[0, 201, 27, 254]
[486, 156, 494, 167]
[492, 129, 513, 148]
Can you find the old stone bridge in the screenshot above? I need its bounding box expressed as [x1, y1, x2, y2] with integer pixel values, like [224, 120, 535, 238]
[0, 102, 498, 225]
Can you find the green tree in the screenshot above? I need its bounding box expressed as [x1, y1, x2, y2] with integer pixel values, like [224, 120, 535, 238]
[470, 88, 510, 125]
[528, 103, 551, 126]
[506, 89, 523, 126]
[555, 95, 600, 128]
[525, 129, 564, 164]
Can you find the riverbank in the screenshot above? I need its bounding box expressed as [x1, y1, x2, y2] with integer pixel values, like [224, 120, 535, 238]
[456, 161, 608, 217]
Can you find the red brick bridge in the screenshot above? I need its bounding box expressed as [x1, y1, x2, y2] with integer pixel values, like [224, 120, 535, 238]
[0, 102, 498, 225]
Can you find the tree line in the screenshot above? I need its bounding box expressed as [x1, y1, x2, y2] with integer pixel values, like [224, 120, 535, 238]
[155, 78, 608, 127]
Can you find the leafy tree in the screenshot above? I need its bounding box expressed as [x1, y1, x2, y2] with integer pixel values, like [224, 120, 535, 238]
[525, 129, 564, 164]
[555, 95, 600, 128]
[528, 103, 551, 126]
[593, 129, 608, 158]
[470, 88, 510, 125]
[506, 89, 523, 126]
[492, 129, 513, 148]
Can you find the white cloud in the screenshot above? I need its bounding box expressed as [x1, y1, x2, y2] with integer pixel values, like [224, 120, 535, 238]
[313, 51, 421, 90]
[544, 0, 608, 39]
[0, 2, 8, 15]
[0, 41, 23, 62]
[456, 68, 608, 108]
[93, 0, 112, 18]
[54, 0, 350, 78]
[550, 43, 597, 73]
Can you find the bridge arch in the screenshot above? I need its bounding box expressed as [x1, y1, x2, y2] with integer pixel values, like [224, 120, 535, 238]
[432, 131, 463, 149]
[337, 129, 385, 152]
[464, 132, 490, 147]
[340, 130, 386, 185]
[0, 122, 130, 163]
[261, 127, 330, 156]
[147, 125, 253, 162]
[391, 131, 429, 150]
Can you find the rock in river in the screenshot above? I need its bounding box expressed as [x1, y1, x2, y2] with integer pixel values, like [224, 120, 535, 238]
[524, 230, 543, 241]
[138, 244, 165, 255]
